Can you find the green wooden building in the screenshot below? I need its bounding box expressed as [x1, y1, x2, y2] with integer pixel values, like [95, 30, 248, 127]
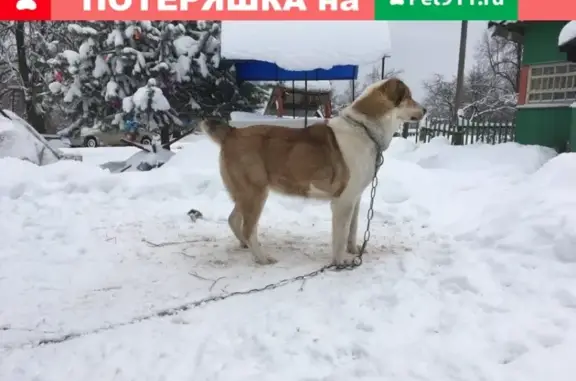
[489, 21, 576, 152]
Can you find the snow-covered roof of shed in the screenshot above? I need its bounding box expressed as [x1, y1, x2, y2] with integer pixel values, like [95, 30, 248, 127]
[221, 21, 391, 71]
[559, 21, 576, 47]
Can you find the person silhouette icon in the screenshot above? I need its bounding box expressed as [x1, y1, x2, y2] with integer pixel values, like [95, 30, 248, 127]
[16, 0, 37, 10]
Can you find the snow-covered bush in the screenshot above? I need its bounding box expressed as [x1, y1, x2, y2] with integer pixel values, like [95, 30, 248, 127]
[123, 79, 182, 132]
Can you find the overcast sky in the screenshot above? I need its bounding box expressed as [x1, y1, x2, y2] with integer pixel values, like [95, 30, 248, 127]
[385, 21, 488, 101]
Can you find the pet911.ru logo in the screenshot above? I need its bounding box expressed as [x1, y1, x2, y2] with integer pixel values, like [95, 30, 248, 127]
[389, 0, 504, 5]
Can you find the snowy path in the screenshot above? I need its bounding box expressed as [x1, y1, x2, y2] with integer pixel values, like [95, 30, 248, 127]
[2, 137, 576, 380]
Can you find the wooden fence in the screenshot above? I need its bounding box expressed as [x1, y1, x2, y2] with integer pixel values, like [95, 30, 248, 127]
[401, 119, 516, 145]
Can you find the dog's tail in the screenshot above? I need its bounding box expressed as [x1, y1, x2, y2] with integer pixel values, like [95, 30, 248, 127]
[200, 118, 233, 145]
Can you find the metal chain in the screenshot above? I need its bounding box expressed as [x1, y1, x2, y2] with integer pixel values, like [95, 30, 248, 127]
[31, 152, 385, 348]
[178, 151, 383, 300]
[153, 150, 384, 316]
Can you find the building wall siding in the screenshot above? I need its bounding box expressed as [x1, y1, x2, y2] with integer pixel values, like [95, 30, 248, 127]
[516, 106, 572, 152]
[571, 108, 576, 152]
[514, 22, 574, 152]
[523, 22, 569, 65]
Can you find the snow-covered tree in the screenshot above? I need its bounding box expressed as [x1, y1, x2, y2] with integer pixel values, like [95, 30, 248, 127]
[422, 74, 456, 121]
[44, 23, 112, 132]
[45, 21, 172, 133]
[459, 63, 516, 122]
[0, 22, 70, 132]
[123, 78, 181, 143]
[422, 31, 519, 123]
[332, 64, 402, 114]
[164, 21, 267, 118]
[43, 21, 267, 143]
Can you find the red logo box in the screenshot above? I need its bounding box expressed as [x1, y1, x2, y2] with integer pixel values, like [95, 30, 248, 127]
[1, 0, 51, 21]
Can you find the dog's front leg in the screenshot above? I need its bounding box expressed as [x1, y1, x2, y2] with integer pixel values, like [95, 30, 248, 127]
[331, 198, 356, 266]
[346, 199, 360, 254]
[228, 205, 248, 248]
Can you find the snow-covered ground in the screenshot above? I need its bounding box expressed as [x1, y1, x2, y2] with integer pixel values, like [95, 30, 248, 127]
[2, 136, 576, 380]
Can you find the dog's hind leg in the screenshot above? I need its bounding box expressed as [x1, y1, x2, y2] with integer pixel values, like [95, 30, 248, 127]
[239, 188, 276, 265]
[346, 199, 361, 254]
[228, 205, 248, 248]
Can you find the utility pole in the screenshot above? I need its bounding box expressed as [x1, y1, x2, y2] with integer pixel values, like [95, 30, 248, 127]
[453, 21, 468, 145]
[381, 55, 389, 80]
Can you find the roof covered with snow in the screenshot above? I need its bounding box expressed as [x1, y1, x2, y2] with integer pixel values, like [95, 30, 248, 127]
[559, 21, 576, 47]
[221, 21, 391, 71]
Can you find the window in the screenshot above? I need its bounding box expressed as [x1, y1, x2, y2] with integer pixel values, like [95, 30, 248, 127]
[527, 63, 576, 103]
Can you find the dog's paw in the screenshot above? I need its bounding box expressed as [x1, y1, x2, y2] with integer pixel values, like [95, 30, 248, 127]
[347, 244, 359, 254]
[348, 244, 368, 254]
[331, 256, 355, 267]
[240, 241, 264, 249]
[255, 256, 278, 265]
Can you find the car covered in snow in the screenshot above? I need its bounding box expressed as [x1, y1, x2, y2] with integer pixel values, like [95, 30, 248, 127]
[100, 143, 175, 173]
[60, 125, 159, 148]
[0, 109, 82, 165]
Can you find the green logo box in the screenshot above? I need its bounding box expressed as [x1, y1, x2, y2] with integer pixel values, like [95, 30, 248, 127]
[374, 0, 518, 20]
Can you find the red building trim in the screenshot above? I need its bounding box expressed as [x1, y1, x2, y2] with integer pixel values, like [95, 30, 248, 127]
[272, 85, 333, 119]
[274, 87, 284, 117]
[324, 99, 332, 119]
[518, 65, 530, 105]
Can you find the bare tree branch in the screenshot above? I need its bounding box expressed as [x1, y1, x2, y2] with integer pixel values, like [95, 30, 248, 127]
[423, 31, 519, 124]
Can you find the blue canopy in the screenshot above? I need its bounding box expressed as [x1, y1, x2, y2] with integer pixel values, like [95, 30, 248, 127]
[231, 60, 358, 82]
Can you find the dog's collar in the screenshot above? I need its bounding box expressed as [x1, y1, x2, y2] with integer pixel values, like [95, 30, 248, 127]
[340, 114, 385, 152]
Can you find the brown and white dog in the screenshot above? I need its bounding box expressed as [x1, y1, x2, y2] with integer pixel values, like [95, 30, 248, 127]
[201, 78, 426, 266]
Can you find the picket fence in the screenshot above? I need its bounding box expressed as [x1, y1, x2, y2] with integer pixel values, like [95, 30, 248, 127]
[401, 119, 516, 145]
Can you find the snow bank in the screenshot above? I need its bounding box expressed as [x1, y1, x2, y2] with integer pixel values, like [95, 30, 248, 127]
[230, 111, 323, 121]
[0, 111, 61, 165]
[221, 21, 391, 70]
[230, 111, 277, 121]
[4, 137, 576, 381]
[466, 153, 576, 263]
[280, 80, 332, 92]
[0, 121, 54, 165]
[229, 111, 325, 128]
[559, 21, 576, 46]
[381, 137, 557, 230]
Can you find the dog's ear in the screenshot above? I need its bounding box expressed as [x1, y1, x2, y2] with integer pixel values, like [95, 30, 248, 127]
[380, 78, 410, 107]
